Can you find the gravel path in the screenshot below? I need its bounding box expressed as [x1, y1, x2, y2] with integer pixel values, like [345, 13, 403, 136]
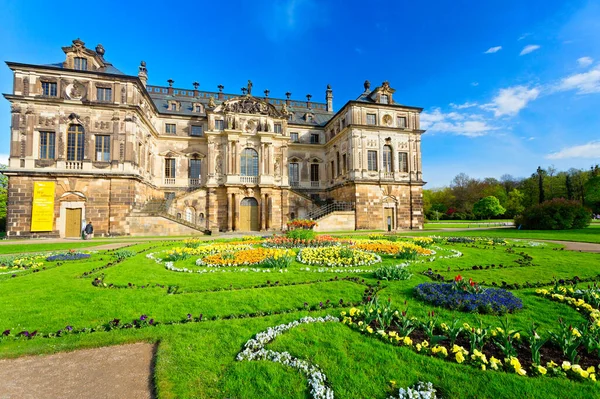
[541, 240, 600, 253]
[0, 342, 156, 399]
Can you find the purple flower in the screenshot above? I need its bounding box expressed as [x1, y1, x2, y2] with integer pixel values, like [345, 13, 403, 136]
[65, 325, 73, 331]
[2, 330, 10, 336]
[339, 299, 344, 305]
[199, 313, 203, 321]
[149, 319, 154, 325]
[140, 315, 148, 321]
[319, 302, 323, 308]
[187, 313, 192, 320]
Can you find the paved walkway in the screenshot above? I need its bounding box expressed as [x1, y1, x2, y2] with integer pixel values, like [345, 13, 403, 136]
[540, 240, 600, 253]
[0, 342, 156, 399]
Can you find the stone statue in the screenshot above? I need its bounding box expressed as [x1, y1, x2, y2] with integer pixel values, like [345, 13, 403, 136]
[274, 158, 281, 176]
[208, 96, 216, 108]
[215, 154, 222, 175]
[247, 80, 253, 95]
[281, 102, 288, 115]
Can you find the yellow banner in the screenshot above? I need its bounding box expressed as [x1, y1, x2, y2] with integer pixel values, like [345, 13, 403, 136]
[31, 181, 55, 232]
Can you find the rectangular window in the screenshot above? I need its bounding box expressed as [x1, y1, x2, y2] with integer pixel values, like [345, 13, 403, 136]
[290, 132, 299, 143]
[398, 152, 409, 173]
[397, 116, 407, 128]
[194, 104, 203, 113]
[274, 123, 282, 134]
[165, 123, 176, 134]
[165, 158, 176, 178]
[74, 57, 87, 71]
[383, 149, 392, 173]
[190, 125, 203, 137]
[97, 87, 112, 102]
[215, 120, 224, 131]
[189, 159, 201, 178]
[342, 154, 347, 174]
[310, 163, 319, 182]
[310, 133, 319, 144]
[289, 163, 299, 184]
[95, 135, 110, 162]
[39, 131, 55, 159]
[169, 102, 177, 111]
[366, 113, 376, 125]
[380, 94, 389, 104]
[67, 130, 84, 161]
[330, 160, 335, 179]
[367, 150, 378, 171]
[41, 82, 57, 97]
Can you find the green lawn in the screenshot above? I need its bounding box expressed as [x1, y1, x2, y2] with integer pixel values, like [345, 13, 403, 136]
[0, 237, 599, 398]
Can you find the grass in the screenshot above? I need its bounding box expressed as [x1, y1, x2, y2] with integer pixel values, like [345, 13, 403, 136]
[0, 241, 121, 254]
[0, 236, 599, 398]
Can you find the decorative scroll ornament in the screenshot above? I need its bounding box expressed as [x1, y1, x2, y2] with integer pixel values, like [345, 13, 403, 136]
[221, 97, 281, 117]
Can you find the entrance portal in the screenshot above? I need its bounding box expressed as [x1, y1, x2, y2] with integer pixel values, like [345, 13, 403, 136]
[65, 208, 82, 237]
[239, 197, 259, 231]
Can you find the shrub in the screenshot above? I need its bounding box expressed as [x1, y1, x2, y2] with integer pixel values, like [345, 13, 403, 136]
[414, 283, 523, 314]
[515, 199, 592, 230]
[373, 265, 412, 281]
[286, 228, 317, 241]
[46, 252, 90, 262]
[286, 219, 316, 230]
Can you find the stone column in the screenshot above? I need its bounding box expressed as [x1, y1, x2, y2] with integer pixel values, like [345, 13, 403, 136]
[233, 193, 239, 231]
[227, 192, 233, 231]
[260, 143, 265, 174]
[260, 193, 266, 230]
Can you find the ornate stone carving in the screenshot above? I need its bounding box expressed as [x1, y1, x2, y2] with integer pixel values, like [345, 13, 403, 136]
[215, 154, 222, 175]
[23, 77, 29, 96]
[247, 80, 253, 95]
[208, 96, 216, 108]
[65, 80, 87, 100]
[222, 97, 280, 117]
[11, 104, 21, 114]
[121, 86, 126, 104]
[274, 158, 281, 176]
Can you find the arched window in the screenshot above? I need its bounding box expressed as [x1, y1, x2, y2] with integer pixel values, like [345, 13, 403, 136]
[383, 145, 393, 173]
[240, 148, 258, 176]
[185, 207, 195, 223]
[67, 124, 85, 161]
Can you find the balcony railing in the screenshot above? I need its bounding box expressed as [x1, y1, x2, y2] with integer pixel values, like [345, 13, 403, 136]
[290, 181, 300, 187]
[189, 178, 201, 187]
[311, 181, 320, 188]
[240, 176, 258, 184]
[382, 171, 394, 180]
[66, 161, 83, 170]
[164, 177, 176, 185]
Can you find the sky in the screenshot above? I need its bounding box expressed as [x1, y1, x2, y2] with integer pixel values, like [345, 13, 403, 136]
[0, 0, 599, 187]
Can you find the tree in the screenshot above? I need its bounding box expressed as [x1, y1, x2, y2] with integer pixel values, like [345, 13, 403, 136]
[566, 174, 574, 200]
[505, 189, 525, 218]
[537, 166, 545, 204]
[584, 175, 600, 214]
[472, 196, 506, 219]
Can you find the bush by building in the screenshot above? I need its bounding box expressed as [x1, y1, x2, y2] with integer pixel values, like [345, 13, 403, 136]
[515, 198, 592, 230]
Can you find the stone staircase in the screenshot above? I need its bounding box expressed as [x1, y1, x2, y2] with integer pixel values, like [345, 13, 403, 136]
[135, 199, 217, 235]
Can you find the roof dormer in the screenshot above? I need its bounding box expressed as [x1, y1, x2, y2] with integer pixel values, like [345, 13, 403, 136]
[368, 81, 396, 105]
[61, 38, 112, 73]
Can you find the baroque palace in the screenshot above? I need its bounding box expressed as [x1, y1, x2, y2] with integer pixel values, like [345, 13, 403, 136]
[3, 39, 425, 237]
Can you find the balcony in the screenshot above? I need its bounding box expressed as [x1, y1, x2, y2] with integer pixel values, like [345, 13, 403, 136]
[189, 178, 201, 187]
[164, 177, 176, 185]
[290, 181, 300, 187]
[311, 181, 320, 188]
[240, 176, 258, 184]
[382, 171, 394, 180]
[66, 161, 83, 170]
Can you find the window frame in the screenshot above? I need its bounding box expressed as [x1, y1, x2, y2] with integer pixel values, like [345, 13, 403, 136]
[274, 123, 282, 134]
[288, 162, 299, 183]
[165, 158, 176, 178]
[240, 148, 259, 176]
[165, 123, 177, 135]
[189, 158, 202, 179]
[190, 125, 203, 137]
[397, 116, 407, 128]
[214, 119, 224, 131]
[95, 135, 111, 162]
[96, 87, 112, 102]
[367, 150, 378, 171]
[41, 81, 57, 97]
[398, 151, 409, 173]
[73, 57, 88, 71]
[290, 132, 299, 143]
[380, 94, 389, 104]
[310, 133, 319, 144]
[382, 145, 393, 173]
[67, 125, 85, 161]
[39, 131, 56, 160]
[366, 113, 377, 126]
[310, 163, 319, 182]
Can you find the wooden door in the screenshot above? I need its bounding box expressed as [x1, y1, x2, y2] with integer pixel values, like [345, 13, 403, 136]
[384, 207, 394, 231]
[65, 208, 82, 237]
[240, 198, 259, 231]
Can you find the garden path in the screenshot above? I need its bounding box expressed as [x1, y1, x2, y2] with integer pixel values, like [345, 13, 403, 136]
[0, 342, 156, 399]
[541, 240, 600, 253]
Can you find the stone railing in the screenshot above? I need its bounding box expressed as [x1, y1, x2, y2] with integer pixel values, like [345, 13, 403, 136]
[164, 177, 176, 185]
[240, 176, 258, 184]
[66, 161, 83, 170]
[189, 178, 201, 187]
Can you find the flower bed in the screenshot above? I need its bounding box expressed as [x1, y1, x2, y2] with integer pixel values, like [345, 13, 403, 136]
[287, 219, 317, 230]
[165, 244, 253, 261]
[414, 282, 523, 314]
[46, 252, 90, 262]
[297, 246, 381, 267]
[0, 254, 45, 270]
[196, 248, 295, 267]
[352, 240, 433, 258]
[341, 298, 599, 384]
[263, 235, 350, 249]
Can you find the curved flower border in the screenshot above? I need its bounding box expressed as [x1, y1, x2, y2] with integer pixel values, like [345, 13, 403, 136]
[236, 315, 339, 399]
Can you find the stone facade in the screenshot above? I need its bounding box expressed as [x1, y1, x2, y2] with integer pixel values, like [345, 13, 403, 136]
[3, 39, 425, 237]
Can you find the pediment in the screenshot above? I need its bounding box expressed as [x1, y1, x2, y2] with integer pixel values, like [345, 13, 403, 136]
[215, 96, 282, 118]
[59, 191, 87, 202]
[159, 150, 183, 157]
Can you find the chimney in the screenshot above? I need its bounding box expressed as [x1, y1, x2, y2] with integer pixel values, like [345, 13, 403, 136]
[326, 84, 333, 112]
[193, 81, 199, 97]
[167, 79, 174, 95]
[138, 61, 148, 87]
[306, 94, 312, 109]
[285, 92, 291, 106]
[217, 84, 224, 100]
[264, 89, 270, 103]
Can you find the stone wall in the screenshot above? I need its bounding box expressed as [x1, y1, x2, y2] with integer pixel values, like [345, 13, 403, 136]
[313, 211, 355, 232]
[127, 215, 204, 236]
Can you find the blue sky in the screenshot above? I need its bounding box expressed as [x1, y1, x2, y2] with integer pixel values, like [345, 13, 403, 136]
[1, 0, 599, 187]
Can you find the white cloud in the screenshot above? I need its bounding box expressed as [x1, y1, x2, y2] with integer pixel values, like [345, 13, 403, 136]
[484, 46, 502, 54]
[0, 154, 8, 165]
[520, 44, 541, 55]
[577, 56, 593, 67]
[481, 85, 540, 117]
[518, 33, 531, 41]
[420, 108, 497, 137]
[471, 82, 479, 86]
[546, 141, 600, 159]
[556, 66, 600, 94]
[450, 101, 478, 109]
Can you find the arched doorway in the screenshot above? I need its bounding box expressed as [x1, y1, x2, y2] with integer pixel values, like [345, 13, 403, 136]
[239, 197, 259, 231]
